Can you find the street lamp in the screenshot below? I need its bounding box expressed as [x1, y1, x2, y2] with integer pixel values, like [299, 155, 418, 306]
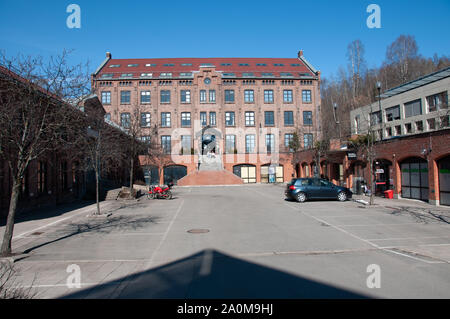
[376, 81, 383, 141]
[333, 102, 341, 140]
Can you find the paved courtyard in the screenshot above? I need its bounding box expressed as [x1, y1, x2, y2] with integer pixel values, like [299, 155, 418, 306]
[1, 184, 450, 298]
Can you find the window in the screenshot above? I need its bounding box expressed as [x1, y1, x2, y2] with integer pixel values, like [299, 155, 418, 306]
[140, 136, 151, 144]
[210, 112, 216, 126]
[302, 90, 312, 102]
[141, 113, 151, 127]
[181, 135, 191, 154]
[209, 90, 216, 102]
[200, 90, 206, 102]
[386, 127, 392, 137]
[245, 111, 255, 126]
[416, 120, 423, 132]
[181, 112, 191, 127]
[285, 134, 294, 149]
[181, 90, 191, 103]
[405, 123, 412, 133]
[225, 90, 235, 103]
[140, 91, 151, 104]
[244, 90, 254, 103]
[427, 91, 448, 112]
[101, 91, 111, 104]
[303, 111, 313, 125]
[264, 90, 274, 103]
[370, 111, 381, 126]
[245, 135, 255, 153]
[161, 136, 171, 154]
[200, 112, 207, 126]
[283, 90, 293, 103]
[428, 118, 436, 130]
[265, 111, 274, 126]
[395, 125, 401, 136]
[225, 135, 236, 153]
[160, 72, 172, 78]
[225, 112, 235, 126]
[160, 90, 171, 103]
[161, 112, 171, 127]
[104, 113, 111, 121]
[304, 133, 313, 148]
[120, 91, 130, 104]
[386, 105, 400, 121]
[120, 113, 130, 128]
[404, 99, 422, 118]
[284, 111, 294, 126]
[266, 134, 275, 153]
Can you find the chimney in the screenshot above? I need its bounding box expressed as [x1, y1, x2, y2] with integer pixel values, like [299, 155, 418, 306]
[298, 50, 303, 58]
[106, 52, 112, 59]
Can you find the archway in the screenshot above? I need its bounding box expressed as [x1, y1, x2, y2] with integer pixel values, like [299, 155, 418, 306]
[261, 164, 284, 183]
[400, 157, 428, 201]
[233, 164, 256, 183]
[164, 165, 187, 185]
[374, 159, 393, 195]
[142, 165, 159, 185]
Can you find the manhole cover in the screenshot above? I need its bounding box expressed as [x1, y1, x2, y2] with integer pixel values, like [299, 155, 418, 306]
[187, 229, 210, 234]
[31, 231, 44, 236]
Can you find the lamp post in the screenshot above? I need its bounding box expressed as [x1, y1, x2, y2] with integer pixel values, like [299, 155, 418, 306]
[333, 102, 341, 140]
[376, 81, 383, 141]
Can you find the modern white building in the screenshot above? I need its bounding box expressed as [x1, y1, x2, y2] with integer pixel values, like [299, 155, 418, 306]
[351, 67, 449, 139]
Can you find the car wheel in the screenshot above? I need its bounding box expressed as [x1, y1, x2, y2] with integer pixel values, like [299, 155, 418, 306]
[296, 192, 306, 203]
[337, 191, 347, 202]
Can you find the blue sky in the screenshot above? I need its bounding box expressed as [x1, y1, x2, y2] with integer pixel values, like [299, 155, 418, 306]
[0, 0, 449, 79]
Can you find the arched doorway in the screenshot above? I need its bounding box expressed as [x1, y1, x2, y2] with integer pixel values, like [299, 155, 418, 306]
[400, 157, 428, 201]
[261, 164, 284, 183]
[438, 155, 450, 206]
[233, 164, 256, 183]
[142, 165, 159, 185]
[164, 165, 187, 185]
[374, 159, 393, 195]
[350, 161, 366, 194]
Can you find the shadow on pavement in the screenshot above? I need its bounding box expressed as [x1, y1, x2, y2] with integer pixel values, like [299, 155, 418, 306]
[61, 249, 370, 299]
[21, 214, 161, 255]
[0, 200, 95, 227]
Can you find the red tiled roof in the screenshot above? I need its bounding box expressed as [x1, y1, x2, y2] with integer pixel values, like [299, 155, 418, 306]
[95, 57, 316, 79]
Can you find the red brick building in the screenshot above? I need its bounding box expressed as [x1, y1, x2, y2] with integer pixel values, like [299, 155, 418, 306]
[91, 51, 321, 185]
[0, 66, 128, 216]
[294, 67, 450, 206]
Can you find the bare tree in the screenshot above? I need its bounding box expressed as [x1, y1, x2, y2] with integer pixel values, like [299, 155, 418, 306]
[385, 35, 419, 84]
[122, 103, 147, 196]
[347, 39, 366, 99]
[74, 104, 127, 215]
[0, 50, 90, 256]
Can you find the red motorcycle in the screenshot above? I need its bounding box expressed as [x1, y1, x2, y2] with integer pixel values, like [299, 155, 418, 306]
[147, 182, 173, 200]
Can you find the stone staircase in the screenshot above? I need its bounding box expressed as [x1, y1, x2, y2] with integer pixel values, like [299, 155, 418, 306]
[198, 154, 223, 171]
[177, 154, 243, 186]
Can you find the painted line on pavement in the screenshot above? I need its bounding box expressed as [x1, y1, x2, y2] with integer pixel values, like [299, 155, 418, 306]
[282, 201, 445, 264]
[108, 199, 185, 298]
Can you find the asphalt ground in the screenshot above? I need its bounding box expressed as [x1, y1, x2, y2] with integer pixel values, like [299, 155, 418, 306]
[1, 184, 449, 298]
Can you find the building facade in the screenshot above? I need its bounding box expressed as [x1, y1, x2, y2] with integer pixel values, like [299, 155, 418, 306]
[347, 67, 450, 205]
[92, 52, 321, 184]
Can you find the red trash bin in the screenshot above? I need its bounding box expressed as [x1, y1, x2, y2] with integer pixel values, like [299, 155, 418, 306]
[384, 190, 393, 199]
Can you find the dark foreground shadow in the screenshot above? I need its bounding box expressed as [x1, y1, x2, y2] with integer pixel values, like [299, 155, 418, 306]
[62, 249, 369, 299]
[0, 200, 95, 227]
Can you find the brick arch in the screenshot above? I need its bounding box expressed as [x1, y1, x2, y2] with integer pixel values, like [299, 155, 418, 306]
[434, 153, 450, 162]
[396, 154, 427, 164]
